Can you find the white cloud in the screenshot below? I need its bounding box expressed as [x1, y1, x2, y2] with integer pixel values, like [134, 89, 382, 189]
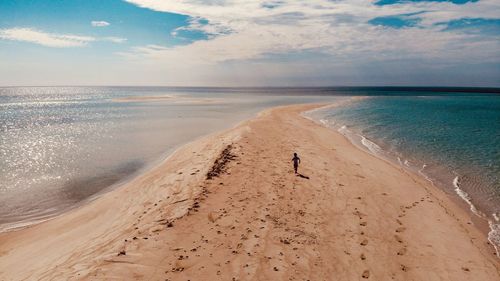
[91, 21, 111, 27]
[0, 28, 127, 47]
[1, 1, 498, 86]
[103, 37, 127, 43]
[0, 28, 95, 47]
[122, 0, 500, 64]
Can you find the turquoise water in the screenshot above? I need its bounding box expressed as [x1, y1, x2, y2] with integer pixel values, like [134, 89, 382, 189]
[308, 95, 500, 254]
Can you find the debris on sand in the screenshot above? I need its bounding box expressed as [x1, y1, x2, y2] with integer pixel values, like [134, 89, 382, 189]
[206, 145, 237, 180]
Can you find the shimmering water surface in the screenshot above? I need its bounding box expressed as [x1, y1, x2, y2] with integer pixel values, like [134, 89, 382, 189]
[0, 86, 340, 230]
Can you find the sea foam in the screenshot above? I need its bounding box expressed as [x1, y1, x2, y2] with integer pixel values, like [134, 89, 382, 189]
[359, 135, 382, 155]
[305, 95, 500, 259]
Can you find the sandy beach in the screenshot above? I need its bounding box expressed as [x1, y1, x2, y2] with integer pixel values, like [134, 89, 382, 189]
[0, 103, 499, 281]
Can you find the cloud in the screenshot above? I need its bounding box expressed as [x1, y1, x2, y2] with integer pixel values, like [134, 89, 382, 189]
[368, 13, 423, 28]
[121, 0, 500, 64]
[0, 28, 95, 47]
[103, 37, 127, 43]
[374, 0, 478, 5]
[3, 1, 496, 86]
[0, 28, 127, 47]
[436, 18, 500, 35]
[91, 21, 111, 27]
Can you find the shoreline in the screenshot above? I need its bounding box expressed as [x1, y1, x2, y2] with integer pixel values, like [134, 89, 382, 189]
[0, 101, 261, 234]
[303, 100, 500, 257]
[0, 103, 499, 280]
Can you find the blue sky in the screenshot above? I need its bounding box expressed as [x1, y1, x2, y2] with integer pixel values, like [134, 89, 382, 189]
[0, 0, 499, 86]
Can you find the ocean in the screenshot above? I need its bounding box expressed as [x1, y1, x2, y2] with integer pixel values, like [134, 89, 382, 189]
[0, 86, 338, 231]
[305, 94, 500, 255]
[1, 87, 499, 253]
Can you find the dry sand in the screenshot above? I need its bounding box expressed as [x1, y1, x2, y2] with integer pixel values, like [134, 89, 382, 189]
[0, 103, 499, 281]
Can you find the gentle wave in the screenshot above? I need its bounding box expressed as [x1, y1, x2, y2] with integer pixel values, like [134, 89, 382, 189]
[488, 221, 500, 257]
[452, 175, 500, 257]
[359, 135, 382, 155]
[417, 164, 434, 184]
[305, 107, 500, 258]
[453, 176, 483, 217]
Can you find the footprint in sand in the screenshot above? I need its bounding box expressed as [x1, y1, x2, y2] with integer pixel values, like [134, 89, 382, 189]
[397, 247, 407, 256]
[360, 239, 368, 246]
[362, 270, 370, 278]
[360, 253, 366, 260]
[395, 227, 406, 233]
[394, 235, 403, 243]
[400, 264, 409, 272]
[360, 222, 367, 227]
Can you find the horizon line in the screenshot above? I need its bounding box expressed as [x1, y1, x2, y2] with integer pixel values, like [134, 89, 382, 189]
[1, 85, 500, 89]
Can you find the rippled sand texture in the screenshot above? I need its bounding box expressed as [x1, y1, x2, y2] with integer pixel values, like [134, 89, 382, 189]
[0, 104, 498, 280]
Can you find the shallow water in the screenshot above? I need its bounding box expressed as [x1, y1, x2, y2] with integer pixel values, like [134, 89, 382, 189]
[0, 86, 340, 230]
[306, 95, 500, 255]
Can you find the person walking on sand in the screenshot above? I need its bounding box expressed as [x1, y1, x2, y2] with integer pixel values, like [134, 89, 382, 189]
[292, 152, 301, 174]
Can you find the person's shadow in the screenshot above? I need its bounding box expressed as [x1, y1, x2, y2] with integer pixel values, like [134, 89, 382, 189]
[296, 173, 310, 179]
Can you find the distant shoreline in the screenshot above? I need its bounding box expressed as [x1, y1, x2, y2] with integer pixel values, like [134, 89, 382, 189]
[2, 85, 500, 94]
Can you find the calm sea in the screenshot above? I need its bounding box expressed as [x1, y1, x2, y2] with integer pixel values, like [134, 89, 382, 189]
[0, 86, 338, 230]
[306, 94, 500, 255]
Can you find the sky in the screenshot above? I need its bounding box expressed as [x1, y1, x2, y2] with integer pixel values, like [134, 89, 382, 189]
[0, 0, 499, 86]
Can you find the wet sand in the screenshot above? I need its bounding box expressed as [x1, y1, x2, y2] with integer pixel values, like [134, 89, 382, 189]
[0, 104, 499, 280]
